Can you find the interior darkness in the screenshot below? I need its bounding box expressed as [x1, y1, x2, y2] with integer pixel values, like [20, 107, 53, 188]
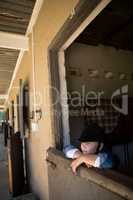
[23, 82, 30, 135]
[75, 0, 133, 51]
[65, 0, 133, 178]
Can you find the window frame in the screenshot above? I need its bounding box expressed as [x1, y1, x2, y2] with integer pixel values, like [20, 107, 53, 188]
[48, 0, 111, 149]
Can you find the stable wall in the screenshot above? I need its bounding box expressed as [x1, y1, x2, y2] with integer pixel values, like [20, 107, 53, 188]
[6, 0, 79, 199]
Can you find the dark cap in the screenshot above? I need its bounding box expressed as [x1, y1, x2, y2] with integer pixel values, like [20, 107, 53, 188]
[79, 123, 105, 142]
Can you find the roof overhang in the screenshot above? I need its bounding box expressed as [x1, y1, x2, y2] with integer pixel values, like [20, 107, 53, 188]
[0, 31, 29, 50]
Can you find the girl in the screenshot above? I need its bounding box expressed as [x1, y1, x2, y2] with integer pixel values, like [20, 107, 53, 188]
[64, 124, 113, 175]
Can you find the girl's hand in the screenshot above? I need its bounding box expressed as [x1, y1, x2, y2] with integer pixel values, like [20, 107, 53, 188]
[71, 156, 83, 175]
[71, 154, 97, 175]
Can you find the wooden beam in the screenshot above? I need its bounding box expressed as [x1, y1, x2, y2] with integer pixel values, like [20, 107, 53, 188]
[0, 95, 8, 99]
[0, 106, 5, 109]
[0, 15, 28, 27]
[0, 7, 30, 19]
[0, 24, 25, 34]
[0, 1, 33, 14]
[4, 0, 35, 8]
[0, 31, 29, 50]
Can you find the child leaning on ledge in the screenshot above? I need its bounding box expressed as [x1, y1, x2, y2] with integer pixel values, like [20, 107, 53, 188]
[63, 124, 113, 175]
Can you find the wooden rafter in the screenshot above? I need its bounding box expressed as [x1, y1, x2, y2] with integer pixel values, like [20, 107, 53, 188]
[0, 31, 29, 50]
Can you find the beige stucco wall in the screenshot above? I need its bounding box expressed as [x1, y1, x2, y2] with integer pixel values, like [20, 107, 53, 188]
[6, 0, 79, 199]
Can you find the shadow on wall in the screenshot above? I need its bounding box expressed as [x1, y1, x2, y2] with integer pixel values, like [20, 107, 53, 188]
[0, 133, 7, 162]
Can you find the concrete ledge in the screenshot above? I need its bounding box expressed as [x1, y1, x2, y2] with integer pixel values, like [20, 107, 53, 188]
[47, 147, 133, 200]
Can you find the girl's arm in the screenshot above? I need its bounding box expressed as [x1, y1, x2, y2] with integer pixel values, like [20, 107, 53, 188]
[71, 153, 113, 175]
[63, 145, 81, 159]
[71, 154, 97, 175]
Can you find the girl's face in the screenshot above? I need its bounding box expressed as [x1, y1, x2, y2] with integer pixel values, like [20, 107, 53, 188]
[81, 142, 99, 154]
